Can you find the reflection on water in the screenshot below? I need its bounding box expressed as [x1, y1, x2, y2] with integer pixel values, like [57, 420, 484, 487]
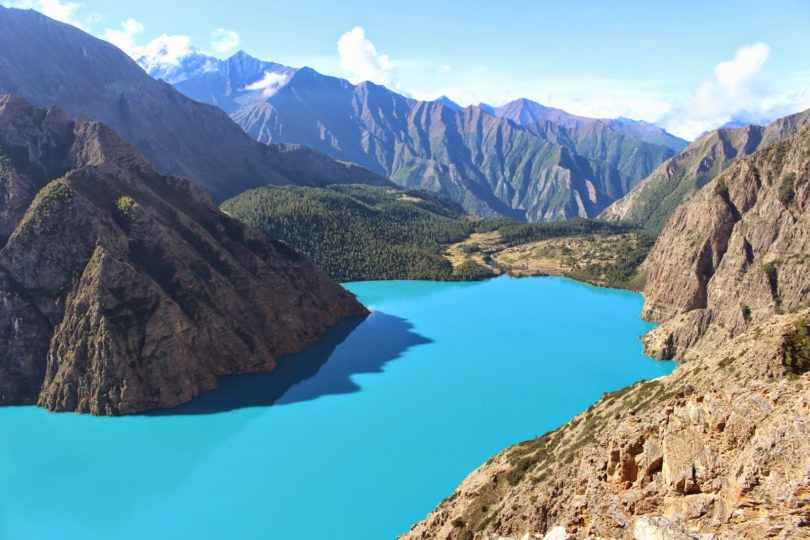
[148, 312, 431, 415]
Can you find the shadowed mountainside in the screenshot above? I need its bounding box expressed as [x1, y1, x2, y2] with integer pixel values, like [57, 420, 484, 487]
[0, 95, 367, 415]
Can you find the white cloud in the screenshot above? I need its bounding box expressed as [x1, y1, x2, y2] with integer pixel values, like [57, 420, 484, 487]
[244, 71, 291, 97]
[102, 18, 144, 56]
[136, 33, 194, 67]
[210, 28, 240, 54]
[657, 42, 794, 139]
[10, 0, 87, 29]
[337, 26, 398, 89]
[437, 64, 451, 74]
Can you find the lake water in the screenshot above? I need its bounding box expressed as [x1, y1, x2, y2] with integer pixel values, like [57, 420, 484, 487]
[0, 277, 674, 540]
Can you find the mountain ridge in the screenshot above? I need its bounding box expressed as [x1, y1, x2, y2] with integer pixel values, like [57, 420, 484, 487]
[0, 6, 390, 202]
[140, 48, 683, 221]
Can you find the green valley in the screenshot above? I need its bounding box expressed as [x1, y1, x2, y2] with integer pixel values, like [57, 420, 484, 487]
[221, 184, 650, 287]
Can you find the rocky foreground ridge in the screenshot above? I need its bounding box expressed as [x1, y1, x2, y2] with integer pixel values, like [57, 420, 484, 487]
[0, 95, 366, 414]
[402, 128, 810, 538]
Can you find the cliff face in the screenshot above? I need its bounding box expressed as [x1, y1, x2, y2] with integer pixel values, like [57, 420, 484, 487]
[0, 95, 366, 415]
[403, 125, 810, 539]
[641, 126, 810, 360]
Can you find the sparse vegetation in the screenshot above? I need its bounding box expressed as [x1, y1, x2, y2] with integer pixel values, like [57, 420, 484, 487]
[784, 321, 810, 374]
[778, 172, 796, 206]
[115, 195, 136, 219]
[763, 262, 779, 302]
[30, 179, 73, 226]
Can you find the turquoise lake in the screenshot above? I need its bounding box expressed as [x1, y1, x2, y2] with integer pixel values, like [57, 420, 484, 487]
[0, 276, 674, 540]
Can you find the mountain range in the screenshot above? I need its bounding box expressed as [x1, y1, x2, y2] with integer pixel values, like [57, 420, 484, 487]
[139, 46, 687, 221]
[0, 6, 390, 202]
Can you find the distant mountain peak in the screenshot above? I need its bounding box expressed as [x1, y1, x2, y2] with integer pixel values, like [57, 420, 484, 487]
[433, 95, 462, 111]
[478, 103, 495, 114]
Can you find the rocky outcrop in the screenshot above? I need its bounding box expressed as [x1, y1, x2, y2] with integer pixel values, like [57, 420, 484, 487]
[403, 312, 810, 539]
[0, 95, 366, 414]
[402, 124, 810, 540]
[641, 126, 810, 360]
[601, 108, 810, 232]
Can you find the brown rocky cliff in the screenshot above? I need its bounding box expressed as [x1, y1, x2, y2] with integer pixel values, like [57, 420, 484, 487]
[641, 126, 810, 360]
[0, 95, 366, 414]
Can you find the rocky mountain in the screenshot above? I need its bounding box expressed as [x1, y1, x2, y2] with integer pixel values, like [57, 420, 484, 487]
[138, 43, 298, 114]
[601, 108, 810, 232]
[230, 71, 637, 220]
[402, 125, 810, 538]
[491, 99, 688, 151]
[0, 6, 389, 202]
[641, 125, 810, 361]
[0, 95, 367, 415]
[522, 119, 676, 186]
[142, 50, 679, 221]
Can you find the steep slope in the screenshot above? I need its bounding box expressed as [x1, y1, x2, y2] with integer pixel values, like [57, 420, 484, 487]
[0, 7, 389, 202]
[145, 51, 675, 221]
[601, 108, 810, 232]
[0, 95, 366, 415]
[524, 119, 676, 189]
[640, 126, 810, 360]
[402, 125, 810, 539]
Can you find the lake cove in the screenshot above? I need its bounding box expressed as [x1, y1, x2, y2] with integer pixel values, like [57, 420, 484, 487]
[0, 276, 674, 540]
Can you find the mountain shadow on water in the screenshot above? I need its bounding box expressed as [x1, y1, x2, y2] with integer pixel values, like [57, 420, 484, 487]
[145, 311, 431, 415]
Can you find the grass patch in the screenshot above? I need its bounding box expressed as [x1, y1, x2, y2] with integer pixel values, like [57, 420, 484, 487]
[784, 320, 810, 374]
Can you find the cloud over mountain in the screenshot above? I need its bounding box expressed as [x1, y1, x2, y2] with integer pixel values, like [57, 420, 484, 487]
[211, 27, 239, 53]
[659, 42, 810, 139]
[337, 26, 399, 89]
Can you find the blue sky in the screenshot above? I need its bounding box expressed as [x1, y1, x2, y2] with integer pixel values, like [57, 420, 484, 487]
[5, 0, 810, 138]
